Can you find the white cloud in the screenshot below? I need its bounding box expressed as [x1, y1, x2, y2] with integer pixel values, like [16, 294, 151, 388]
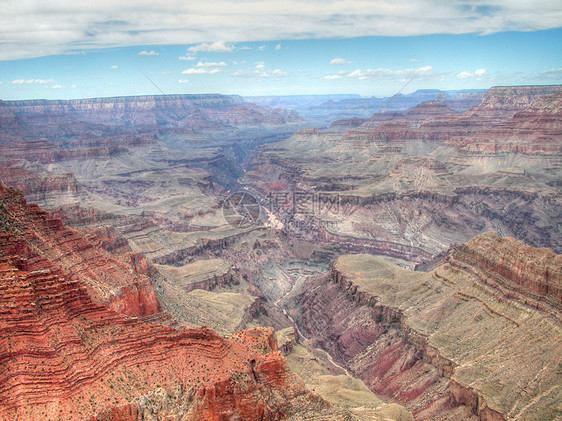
[258, 45, 266, 51]
[540, 68, 562, 75]
[46, 83, 76, 89]
[457, 68, 487, 79]
[410, 58, 420, 63]
[196, 61, 227, 67]
[187, 41, 234, 54]
[178, 79, 189, 83]
[161, 71, 171, 75]
[11, 78, 54, 84]
[275, 43, 282, 50]
[232, 63, 289, 78]
[322, 74, 343, 80]
[181, 60, 227, 75]
[178, 55, 196, 61]
[1, 1, 561, 60]
[138, 50, 159, 56]
[345, 65, 438, 80]
[182, 67, 221, 74]
[329, 58, 350, 65]
[110, 65, 118, 69]
[257, 69, 288, 77]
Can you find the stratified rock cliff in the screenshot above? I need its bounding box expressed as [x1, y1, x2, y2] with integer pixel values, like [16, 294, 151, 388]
[244, 85, 562, 257]
[0, 180, 341, 421]
[0, 94, 304, 142]
[0, 179, 159, 317]
[450, 232, 562, 317]
[287, 233, 562, 420]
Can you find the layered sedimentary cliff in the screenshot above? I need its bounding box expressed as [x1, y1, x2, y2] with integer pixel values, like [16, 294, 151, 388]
[286, 233, 562, 420]
[0, 179, 159, 317]
[0, 94, 304, 139]
[449, 232, 562, 317]
[0, 180, 344, 420]
[244, 85, 562, 256]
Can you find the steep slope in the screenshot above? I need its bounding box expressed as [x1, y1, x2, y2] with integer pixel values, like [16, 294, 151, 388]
[0, 179, 159, 317]
[286, 232, 562, 420]
[0, 180, 347, 421]
[244, 85, 562, 257]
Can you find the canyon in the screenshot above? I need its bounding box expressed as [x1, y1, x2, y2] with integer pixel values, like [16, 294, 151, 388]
[0, 86, 560, 420]
[286, 232, 561, 420]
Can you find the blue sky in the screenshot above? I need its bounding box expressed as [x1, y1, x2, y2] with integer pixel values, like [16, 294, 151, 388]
[0, 1, 561, 99]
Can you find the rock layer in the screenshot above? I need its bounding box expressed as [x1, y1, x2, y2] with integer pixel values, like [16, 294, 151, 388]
[0, 180, 337, 420]
[287, 233, 562, 420]
[0, 179, 159, 317]
[244, 85, 562, 256]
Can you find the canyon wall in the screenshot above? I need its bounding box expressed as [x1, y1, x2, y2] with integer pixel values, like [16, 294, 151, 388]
[0, 180, 342, 420]
[287, 233, 562, 420]
[244, 85, 562, 257]
[0, 179, 159, 317]
[0, 94, 304, 139]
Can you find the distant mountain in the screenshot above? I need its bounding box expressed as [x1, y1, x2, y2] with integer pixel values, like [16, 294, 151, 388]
[246, 89, 486, 124]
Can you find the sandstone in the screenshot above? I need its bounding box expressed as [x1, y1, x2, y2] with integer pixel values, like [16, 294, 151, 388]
[0, 179, 159, 317]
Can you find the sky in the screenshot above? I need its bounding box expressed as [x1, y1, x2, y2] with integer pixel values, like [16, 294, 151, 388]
[0, 0, 561, 99]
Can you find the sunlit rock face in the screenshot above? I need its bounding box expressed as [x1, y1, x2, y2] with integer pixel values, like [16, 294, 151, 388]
[0, 181, 340, 421]
[287, 232, 561, 420]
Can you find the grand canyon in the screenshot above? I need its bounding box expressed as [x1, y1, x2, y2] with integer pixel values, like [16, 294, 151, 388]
[0, 82, 560, 420]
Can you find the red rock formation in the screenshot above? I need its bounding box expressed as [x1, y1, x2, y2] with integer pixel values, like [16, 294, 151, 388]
[445, 92, 562, 154]
[0, 165, 82, 206]
[419, 85, 561, 142]
[450, 231, 562, 317]
[0, 179, 159, 317]
[0, 180, 330, 420]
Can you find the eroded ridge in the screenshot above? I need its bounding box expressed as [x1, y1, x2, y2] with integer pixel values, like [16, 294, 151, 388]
[288, 233, 562, 420]
[0, 181, 329, 420]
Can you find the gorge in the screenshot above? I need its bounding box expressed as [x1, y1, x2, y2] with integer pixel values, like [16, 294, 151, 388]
[0, 86, 560, 420]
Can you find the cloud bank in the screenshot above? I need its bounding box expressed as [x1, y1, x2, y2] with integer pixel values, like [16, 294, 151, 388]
[1, 0, 561, 60]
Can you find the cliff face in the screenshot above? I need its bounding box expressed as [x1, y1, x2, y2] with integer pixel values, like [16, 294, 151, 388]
[0, 94, 304, 135]
[0, 181, 334, 420]
[0, 179, 159, 317]
[244, 85, 562, 257]
[286, 234, 562, 420]
[450, 231, 562, 316]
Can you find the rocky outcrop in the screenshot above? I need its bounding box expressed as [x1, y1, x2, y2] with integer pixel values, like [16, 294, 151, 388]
[154, 258, 240, 293]
[287, 235, 562, 420]
[0, 179, 159, 317]
[445, 92, 562, 154]
[450, 231, 562, 317]
[0, 252, 324, 419]
[0, 165, 83, 206]
[0, 181, 339, 420]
